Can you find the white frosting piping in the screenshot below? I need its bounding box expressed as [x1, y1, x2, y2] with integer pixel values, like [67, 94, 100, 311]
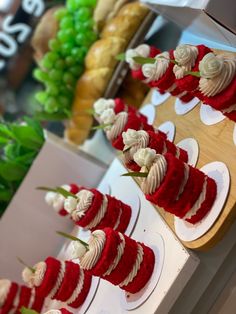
[84, 196, 108, 229]
[67, 269, 85, 305]
[48, 262, 66, 299]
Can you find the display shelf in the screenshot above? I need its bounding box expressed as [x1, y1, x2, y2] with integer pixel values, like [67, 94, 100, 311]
[143, 91, 236, 250]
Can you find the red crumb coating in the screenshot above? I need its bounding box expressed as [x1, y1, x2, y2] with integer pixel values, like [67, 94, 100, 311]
[168, 165, 205, 218]
[89, 228, 121, 277]
[53, 261, 80, 302]
[125, 160, 141, 172]
[155, 129, 167, 140]
[31, 290, 45, 312]
[77, 189, 103, 228]
[122, 242, 155, 294]
[186, 177, 217, 224]
[146, 153, 185, 207]
[92, 195, 121, 231]
[111, 113, 154, 150]
[169, 85, 183, 96]
[68, 271, 92, 308]
[179, 92, 194, 103]
[16, 286, 31, 311]
[36, 257, 61, 297]
[1, 282, 18, 314]
[115, 202, 132, 233]
[150, 50, 176, 91]
[104, 232, 138, 285]
[200, 76, 236, 111]
[224, 110, 236, 122]
[60, 309, 73, 314]
[175, 45, 212, 92]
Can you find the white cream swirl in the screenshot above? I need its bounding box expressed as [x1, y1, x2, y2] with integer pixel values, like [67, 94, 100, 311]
[173, 45, 198, 79]
[0, 279, 11, 307]
[67, 269, 84, 305]
[85, 196, 108, 229]
[71, 241, 88, 259]
[44, 310, 62, 314]
[119, 244, 144, 287]
[126, 44, 151, 70]
[103, 233, 125, 277]
[93, 98, 115, 116]
[133, 148, 156, 169]
[141, 154, 167, 195]
[106, 112, 128, 141]
[80, 230, 106, 270]
[22, 262, 47, 288]
[100, 108, 116, 126]
[64, 196, 77, 214]
[48, 262, 66, 298]
[123, 130, 149, 164]
[199, 54, 236, 97]
[45, 184, 70, 213]
[142, 51, 170, 83]
[71, 189, 94, 221]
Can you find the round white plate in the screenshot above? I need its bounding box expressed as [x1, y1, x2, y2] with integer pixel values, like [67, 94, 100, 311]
[139, 104, 156, 125]
[174, 161, 230, 242]
[121, 232, 164, 310]
[176, 138, 199, 167]
[151, 89, 171, 106]
[98, 183, 111, 195]
[175, 97, 200, 115]
[157, 121, 175, 142]
[233, 125, 236, 146]
[200, 103, 225, 125]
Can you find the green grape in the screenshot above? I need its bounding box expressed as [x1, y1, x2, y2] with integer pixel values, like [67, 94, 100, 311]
[58, 95, 72, 108]
[61, 42, 75, 57]
[74, 22, 87, 33]
[46, 83, 59, 96]
[49, 69, 63, 81]
[55, 59, 66, 70]
[82, 19, 95, 29]
[67, 0, 79, 12]
[65, 56, 76, 66]
[49, 38, 61, 51]
[54, 7, 68, 21]
[71, 47, 85, 61]
[57, 29, 74, 43]
[76, 31, 96, 46]
[45, 97, 59, 113]
[60, 16, 74, 29]
[46, 51, 59, 63]
[63, 72, 77, 86]
[33, 69, 49, 82]
[35, 91, 48, 104]
[40, 56, 52, 69]
[76, 0, 97, 7]
[74, 8, 92, 22]
[69, 64, 83, 77]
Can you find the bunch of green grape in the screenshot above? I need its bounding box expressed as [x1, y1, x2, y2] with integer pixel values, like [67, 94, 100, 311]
[34, 0, 97, 119]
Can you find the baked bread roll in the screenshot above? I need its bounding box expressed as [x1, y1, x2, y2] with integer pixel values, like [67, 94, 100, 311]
[118, 2, 149, 18]
[85, 37, 126, 70]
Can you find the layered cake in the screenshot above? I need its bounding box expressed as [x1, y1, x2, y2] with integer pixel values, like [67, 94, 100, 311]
[122, 129, 188, 171]
[0, 279, 45, 313]
[22, 257, 91, 308]
[71, 227, 155, 294]
[197, 52, 236, 122]
[133, 148, 217, 224]
[45, 186, 131, 233]
[45, 184, 81, 216]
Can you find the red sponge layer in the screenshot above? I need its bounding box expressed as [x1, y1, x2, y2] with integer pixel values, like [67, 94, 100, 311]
[179, 92, 194, 103]
[68, 271, 92, 308]
[224, 110, 236, 122]
[115, 202, 132, 233]
[1, 282, 18, 314]
[53, 261, 80, 302]
[122, 242, 155, 294]
[186, 177, 217, 224]
[32, 290, 45, 312]
[36, 257, 61, 297]
[60, 309, 73, 314]
[16, 286, 31, 311]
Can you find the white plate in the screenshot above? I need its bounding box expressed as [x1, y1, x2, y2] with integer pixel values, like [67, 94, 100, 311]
[233, 125, 236, 146]
[157, 121, 175, 142]
[120, 232, 164, 310]
[176, 138, 199, 167]
[139, 104, 156, 125]
[151, 89, 171, 106]
[175, 97, 200, 115]
[200, 103, 225, 125]
[98, 183, 111, 195]
[174, 161, 230, 242]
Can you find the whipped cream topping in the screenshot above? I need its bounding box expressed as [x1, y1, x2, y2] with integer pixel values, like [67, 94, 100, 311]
[176, 164, 189, 200]
[22, 262, 47, 288]
[67, 269, 84, 305]
[103, 233, 125, 277]
[44, 310, 62, 314]
[141, 154, 167, 195]
[64, 196, 77, 214]
[106, 112, 128, 141]
[113, 208, 122, 231]
[71, 241, 88, 260]
[100, 108, 116, 125]
[119, 244, 144, 287]
[184, 177, 208, 220]
[173, 45, 198, 79]
[85, 196, 108, 229]
[126, 44, 151, 70]
[133, 148, 157, 169]
[70, 189, 94, 221]
[142, 51, 170, 83]
[0, 279, 11, 307]
[48, 261, 66, 298]
[45, 184, 70, 212]
[94, 98, 115, 116]
[199, 53, 236, 97]
[80, 230, 106, 270]
[28, 288, 36, 309]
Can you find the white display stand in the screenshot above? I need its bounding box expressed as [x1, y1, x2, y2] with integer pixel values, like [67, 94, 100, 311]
[175, 97, 200, 115]
[139, 104, 156, 125]
[200, 103, 225, 125]
[158, 121, 176, 142]
[151, 90, 171, 106]
[176, 138, 199, 166]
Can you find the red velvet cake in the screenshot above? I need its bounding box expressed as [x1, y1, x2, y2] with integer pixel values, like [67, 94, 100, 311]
[133, 148, 217, 224]
[0, 279, 45, 314]
[22, 257, 92, 309]
[72, 228, 155, 294]
[122, 129, 188, 171]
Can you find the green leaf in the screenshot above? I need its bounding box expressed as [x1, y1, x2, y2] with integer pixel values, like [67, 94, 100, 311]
[0, 188, 13, 202]
[91, 123, 111, 130]
[185, 70, 201, 77]
[34, 111, 69, 121]
[121, 171, 148, 178]
[15, 152, 37, 165]
[20, 307, 39, 314]
[37, 186, 57, 193]
[0, 123, 14, 139]
[10, 125, 44, 150]
[56, 231, 89, 249]
[23, 117, 44, 140]
[56, 187, 77, 199]
[132, 56, 156, 65]
[17, 257, 35, 273]
[0, 161, 27, 181]
[116, 53, 126, 61]
[123, 146, 131, 153]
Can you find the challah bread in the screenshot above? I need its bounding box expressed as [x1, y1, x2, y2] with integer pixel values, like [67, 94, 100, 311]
[118, 2, 149, 18]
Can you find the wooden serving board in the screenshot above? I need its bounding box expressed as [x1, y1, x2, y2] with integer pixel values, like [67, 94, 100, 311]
[143, 91, 236, 251]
